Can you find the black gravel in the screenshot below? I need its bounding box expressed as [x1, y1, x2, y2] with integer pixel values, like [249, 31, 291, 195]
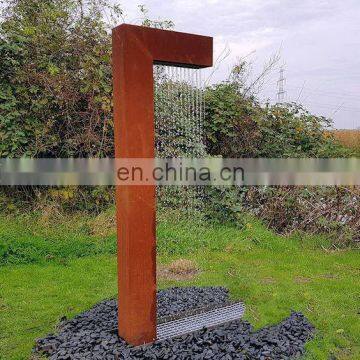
[157, 286, 230, 319]
[34, 287, 315, 359]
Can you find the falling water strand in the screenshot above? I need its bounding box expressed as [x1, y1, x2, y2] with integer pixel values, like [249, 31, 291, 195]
[154, 65, 207, 212]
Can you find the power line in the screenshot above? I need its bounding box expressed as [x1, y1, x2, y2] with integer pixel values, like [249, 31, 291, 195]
[266, 96, 360, 114]
[296, 81, 306, 103]
[287, 86, 360, 101]
[301, 100, 360, 112]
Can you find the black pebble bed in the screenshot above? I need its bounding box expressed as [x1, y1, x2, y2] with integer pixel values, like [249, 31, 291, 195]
[34, 287, 315, 359]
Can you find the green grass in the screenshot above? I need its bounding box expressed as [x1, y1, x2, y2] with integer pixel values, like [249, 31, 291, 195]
[0, 211, 359, 359]
[0, 212, 116, 266]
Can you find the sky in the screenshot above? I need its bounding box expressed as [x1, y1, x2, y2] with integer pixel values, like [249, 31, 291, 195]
[114, 0, 360, 129]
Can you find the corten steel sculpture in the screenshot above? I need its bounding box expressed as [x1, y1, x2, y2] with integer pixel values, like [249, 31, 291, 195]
[112, 24, 213, 346]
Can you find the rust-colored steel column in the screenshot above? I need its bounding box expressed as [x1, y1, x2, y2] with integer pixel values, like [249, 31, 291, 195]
[112, 24, 213, 346]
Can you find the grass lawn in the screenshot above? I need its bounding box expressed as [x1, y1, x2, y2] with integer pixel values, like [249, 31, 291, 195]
[0, 211, 359, 359]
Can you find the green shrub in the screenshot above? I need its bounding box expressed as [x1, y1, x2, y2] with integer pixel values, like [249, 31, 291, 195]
[0, 0, 118, 157]
[205, 82, 353, 158]
[0, 186, 115, 214]
[202, 186, 245, 226]
[242, 186, 359, 247]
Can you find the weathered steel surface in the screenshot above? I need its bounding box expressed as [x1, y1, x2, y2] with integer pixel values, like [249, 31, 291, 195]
[112, 24, 212, 346]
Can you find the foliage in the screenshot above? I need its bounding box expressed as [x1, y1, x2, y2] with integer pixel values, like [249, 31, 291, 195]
[204, 81, 353, 158]
[203, 69, 357, 242]
[202, 186, 245, 226]
[138, 5, 174, 30]
[0, 185, 114, 213]
[0, 0, 122, 157]
[242, 186, 360, 247]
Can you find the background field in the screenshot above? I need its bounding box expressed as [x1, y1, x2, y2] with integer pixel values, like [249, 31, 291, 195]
[332, 130, 360, 155]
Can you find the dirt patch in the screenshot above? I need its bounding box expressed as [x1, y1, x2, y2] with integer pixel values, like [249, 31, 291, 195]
[261, 277, 276, 285]
[294, 276, 311, 284]
[319, 273, 339, 279]
[158, 259, 199, 281]
[225, 244, 234, 253]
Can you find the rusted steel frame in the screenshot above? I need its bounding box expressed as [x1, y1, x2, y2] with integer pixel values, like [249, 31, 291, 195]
[112, 24, 213, 346]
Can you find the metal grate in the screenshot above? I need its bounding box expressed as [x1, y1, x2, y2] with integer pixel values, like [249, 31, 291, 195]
[157, 302, 245, 341]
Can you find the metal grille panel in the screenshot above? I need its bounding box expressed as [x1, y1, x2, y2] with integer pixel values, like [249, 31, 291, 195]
[157, 302, 245, 341]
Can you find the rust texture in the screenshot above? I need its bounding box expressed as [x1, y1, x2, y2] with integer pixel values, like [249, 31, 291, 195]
[112, 24, 213, 346]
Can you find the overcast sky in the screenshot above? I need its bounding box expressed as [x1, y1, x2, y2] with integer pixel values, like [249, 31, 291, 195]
[116, 0, 360, 129]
